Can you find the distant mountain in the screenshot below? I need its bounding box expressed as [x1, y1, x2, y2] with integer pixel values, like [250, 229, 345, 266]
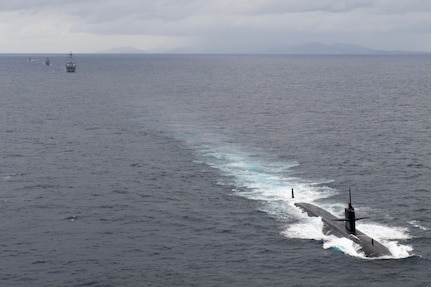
[98, 46, 146, 54]
[98, 43, 430, 55]
[285, 42, 379, 54]
[284, 42, 429, 55]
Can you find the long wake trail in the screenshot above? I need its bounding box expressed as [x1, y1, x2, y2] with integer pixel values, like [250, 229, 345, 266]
[184, 135, 413, 259]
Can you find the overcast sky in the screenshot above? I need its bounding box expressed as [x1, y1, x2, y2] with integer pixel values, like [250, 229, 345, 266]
[2, 0, 431, 53]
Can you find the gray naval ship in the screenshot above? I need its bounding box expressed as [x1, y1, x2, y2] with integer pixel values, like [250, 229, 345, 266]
[66, 52, 76, 72]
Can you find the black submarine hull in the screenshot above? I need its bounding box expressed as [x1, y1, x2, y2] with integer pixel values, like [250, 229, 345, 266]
[294, 202, 392, 258]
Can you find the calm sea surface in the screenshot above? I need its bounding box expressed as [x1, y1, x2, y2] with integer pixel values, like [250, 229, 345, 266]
[1, 54, 430, 286]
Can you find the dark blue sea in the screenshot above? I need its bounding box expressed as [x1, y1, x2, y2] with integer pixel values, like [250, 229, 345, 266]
[1, 54, 430, 286]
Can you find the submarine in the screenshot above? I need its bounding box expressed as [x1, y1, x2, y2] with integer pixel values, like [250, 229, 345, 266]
[294, 189, 392, 258]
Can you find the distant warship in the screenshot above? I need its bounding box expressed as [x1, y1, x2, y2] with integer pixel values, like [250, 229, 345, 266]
[66, 52, 76, 72]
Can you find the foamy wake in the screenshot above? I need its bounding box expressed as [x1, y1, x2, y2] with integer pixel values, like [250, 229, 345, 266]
[283, 215, 413, 259]
[408, 220, 430, 231]
[192, 141, 413, 259]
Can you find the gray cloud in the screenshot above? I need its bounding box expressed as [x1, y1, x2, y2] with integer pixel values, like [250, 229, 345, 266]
[1, 0, 431, 53]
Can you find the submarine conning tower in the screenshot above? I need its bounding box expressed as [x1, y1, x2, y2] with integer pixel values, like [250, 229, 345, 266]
[345, 189, 356, 234]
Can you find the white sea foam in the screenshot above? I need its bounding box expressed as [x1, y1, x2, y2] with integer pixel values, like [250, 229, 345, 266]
[357, 222, 412, 241]
[322, 236, 364, 257]
[284, 218, 413, 259]
[195, 142, 413, 259]
[407, 220, 430, 231]
[201, 146, 335, 204]
[282, 217, 325, 240]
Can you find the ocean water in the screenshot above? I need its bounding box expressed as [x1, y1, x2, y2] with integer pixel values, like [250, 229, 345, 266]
[1, 54, 430, 286]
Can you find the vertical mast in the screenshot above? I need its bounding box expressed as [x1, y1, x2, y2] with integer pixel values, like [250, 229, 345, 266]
[345, 188, 356, 234]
